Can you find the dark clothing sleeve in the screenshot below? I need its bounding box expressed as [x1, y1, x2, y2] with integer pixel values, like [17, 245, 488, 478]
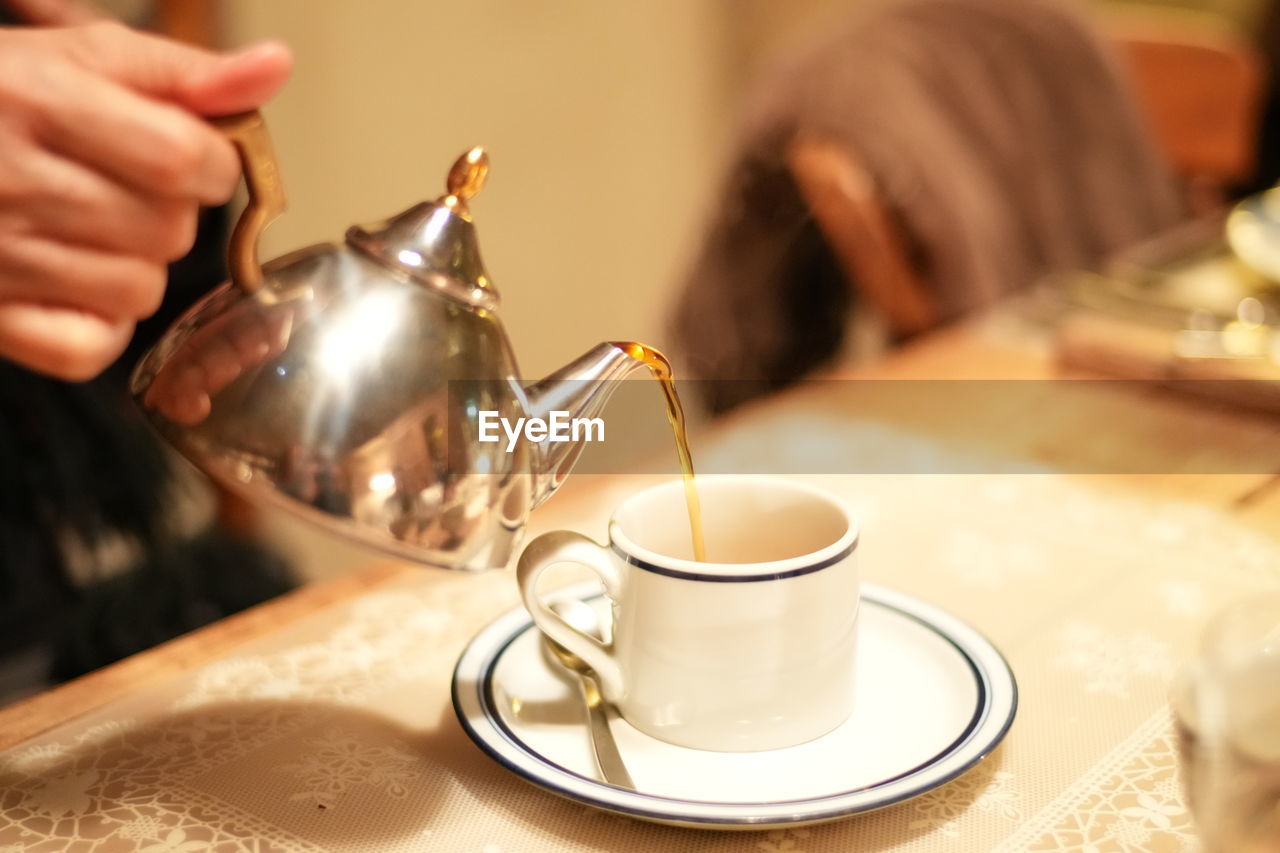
[0, 207, 294, 694]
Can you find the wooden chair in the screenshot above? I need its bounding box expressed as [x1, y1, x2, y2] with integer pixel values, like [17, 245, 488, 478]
[786, 137, 939, 338]
[1109, 18, 1267, 209]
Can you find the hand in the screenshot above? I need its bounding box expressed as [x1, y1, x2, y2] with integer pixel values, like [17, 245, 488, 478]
[0, 22, 292, 380]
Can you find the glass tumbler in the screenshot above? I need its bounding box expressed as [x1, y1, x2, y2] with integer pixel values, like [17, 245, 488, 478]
[1174, 591, 1280, 853]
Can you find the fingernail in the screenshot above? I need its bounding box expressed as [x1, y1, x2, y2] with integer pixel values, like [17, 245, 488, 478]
[225, 40, 290, 64]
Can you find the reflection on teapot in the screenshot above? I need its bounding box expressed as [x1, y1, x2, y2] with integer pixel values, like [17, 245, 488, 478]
[132, 112, 654, 572]
[142, 296, 294, 425]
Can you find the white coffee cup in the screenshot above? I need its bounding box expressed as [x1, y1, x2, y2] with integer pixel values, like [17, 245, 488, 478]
[517, 476, 860, 752]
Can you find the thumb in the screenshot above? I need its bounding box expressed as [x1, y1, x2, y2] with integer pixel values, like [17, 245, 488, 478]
[61, 23, 292, 116]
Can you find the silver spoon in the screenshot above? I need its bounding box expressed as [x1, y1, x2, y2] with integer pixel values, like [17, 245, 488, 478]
[544, 599, 635, 789]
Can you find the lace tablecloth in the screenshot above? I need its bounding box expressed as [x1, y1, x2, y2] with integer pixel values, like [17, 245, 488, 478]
[2, 471, 1278, 853]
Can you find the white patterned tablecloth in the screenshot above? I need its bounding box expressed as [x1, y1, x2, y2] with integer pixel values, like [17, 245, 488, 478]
[2, 472, 1278, 853]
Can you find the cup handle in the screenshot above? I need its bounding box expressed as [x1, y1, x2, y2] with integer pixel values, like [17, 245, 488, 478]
[212, 110, 286, 295]
[517, 530, 625, 701]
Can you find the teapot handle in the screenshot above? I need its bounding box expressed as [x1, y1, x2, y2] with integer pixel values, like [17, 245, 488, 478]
[212, 110, 286, 294]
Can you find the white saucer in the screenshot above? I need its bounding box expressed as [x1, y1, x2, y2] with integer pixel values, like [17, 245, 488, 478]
[452, 582, 1017, 829]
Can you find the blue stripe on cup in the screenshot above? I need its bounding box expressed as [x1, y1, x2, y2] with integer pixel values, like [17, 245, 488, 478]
[610, 536, 858, 582]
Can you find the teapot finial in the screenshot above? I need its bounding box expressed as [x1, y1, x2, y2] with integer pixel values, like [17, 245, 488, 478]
[342, 145, 498, 311]
[446, 147, 489, 206]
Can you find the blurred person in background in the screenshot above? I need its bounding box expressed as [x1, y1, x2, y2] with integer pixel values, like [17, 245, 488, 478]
[674, 0, 1280, 414]
[672, 0, 1187, 413]
[0, 0, 296, 703]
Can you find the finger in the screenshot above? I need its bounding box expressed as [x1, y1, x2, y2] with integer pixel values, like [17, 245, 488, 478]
[145, 323, 261, 424]
[188, 332, 244, 393]
[22, 148, 198, 262]
[145, 359, 213, 425]
[57, 23, 292, 116]
[223, 305, 292, 364]
[142, 341, 224, 425]
[183, 42, 294, 116]
[143, 307, 295, 425]
[31, 60, 239, 203]
[0, 301, 133, 381]
[0, 235, 166, 321]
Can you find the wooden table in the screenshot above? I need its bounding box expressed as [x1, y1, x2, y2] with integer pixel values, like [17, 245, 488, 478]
[2, 309, 1278, 852]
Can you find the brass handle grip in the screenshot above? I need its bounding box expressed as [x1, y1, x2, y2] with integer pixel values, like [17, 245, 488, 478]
[213, 110, 286, 294]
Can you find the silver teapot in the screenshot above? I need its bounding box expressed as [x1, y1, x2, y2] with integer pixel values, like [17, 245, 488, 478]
[131, 112, 651, 571]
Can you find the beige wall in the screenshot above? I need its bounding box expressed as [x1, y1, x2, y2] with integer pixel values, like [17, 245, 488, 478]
[215, 0, 1252, 381]
[224, 0, 737, 379]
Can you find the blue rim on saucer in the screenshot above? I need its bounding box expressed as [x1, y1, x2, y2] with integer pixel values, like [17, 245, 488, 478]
[451, 582, 1017, 829]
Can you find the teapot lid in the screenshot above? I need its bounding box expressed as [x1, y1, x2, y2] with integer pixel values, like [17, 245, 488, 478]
[346, 147, 499, 312]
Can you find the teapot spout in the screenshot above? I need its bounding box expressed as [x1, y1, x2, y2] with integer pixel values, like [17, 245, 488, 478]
[523, 342, 648, 507]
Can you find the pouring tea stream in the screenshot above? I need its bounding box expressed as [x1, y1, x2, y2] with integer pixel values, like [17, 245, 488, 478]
[131, 111, 706, 571]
